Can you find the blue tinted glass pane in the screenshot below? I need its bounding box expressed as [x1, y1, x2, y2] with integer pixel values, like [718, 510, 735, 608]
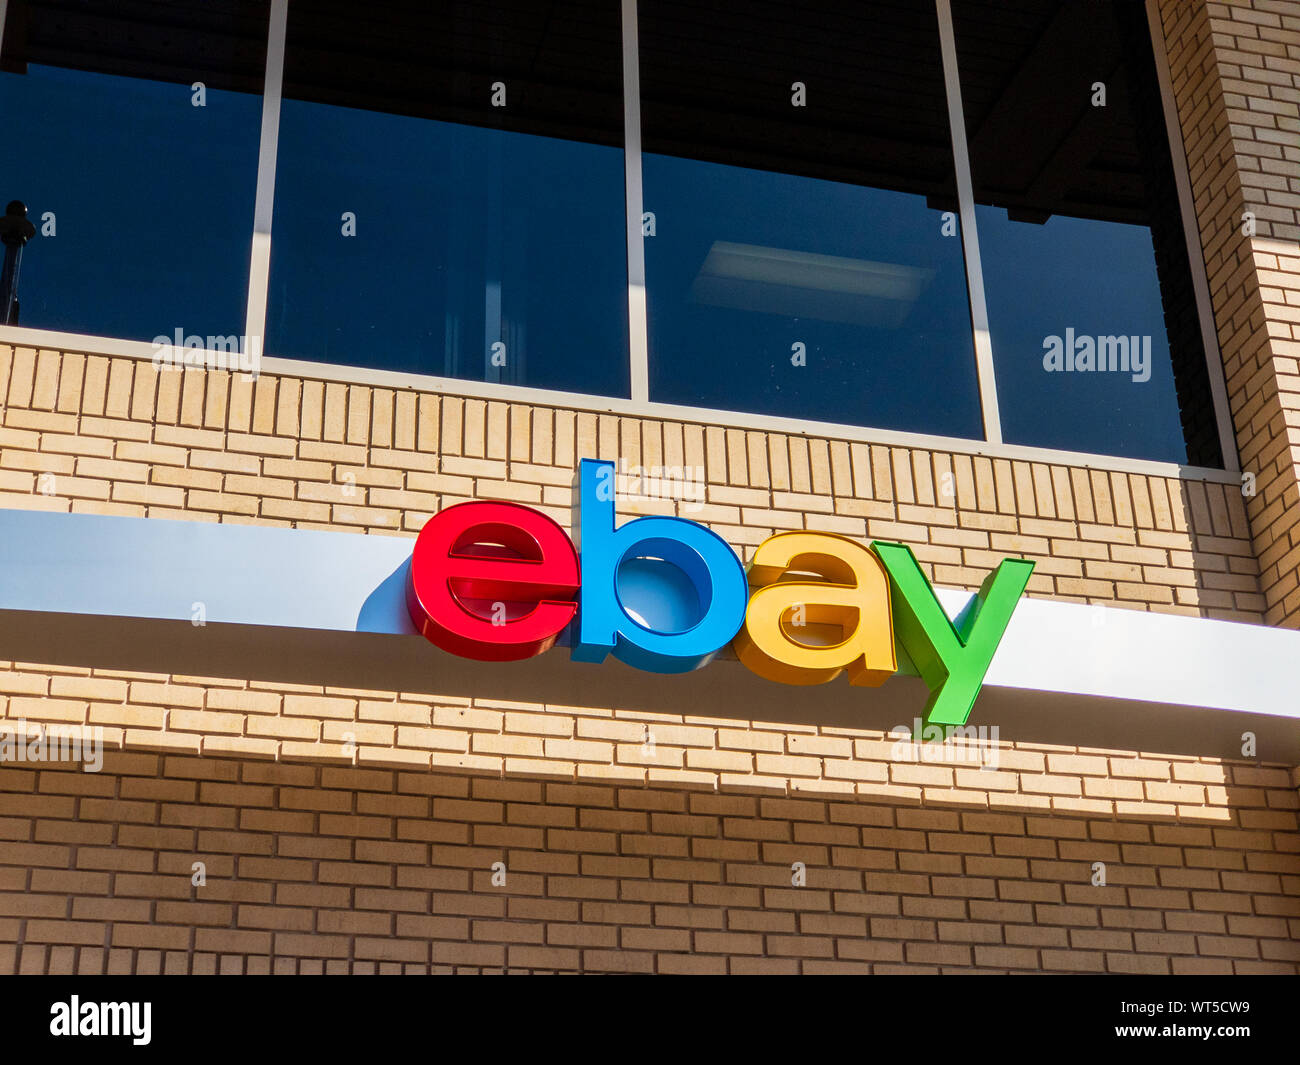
[638, 0, 982, 437]
[266, 1, 629, 399]
[953, 0, 1221, 466]
[266, 104, 629, 397]
[645, 155, 981, 437]
[0, 64, 260, 341]
[977, 208, 1186, 462]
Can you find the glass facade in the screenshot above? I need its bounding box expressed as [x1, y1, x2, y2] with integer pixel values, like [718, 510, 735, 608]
[0, 0, 1228, 467]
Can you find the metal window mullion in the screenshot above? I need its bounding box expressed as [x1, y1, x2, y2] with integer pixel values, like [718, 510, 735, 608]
[621, 0, 649, 404]
[245, 0, 289, 361]
[935, 0, 1002, 446]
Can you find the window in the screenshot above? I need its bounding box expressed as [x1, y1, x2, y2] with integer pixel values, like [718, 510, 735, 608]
[638, 0, 984, 438]
[0, 0, 266, 343]
[265, 0, 630, 398]
[950, 0, 1221, 465]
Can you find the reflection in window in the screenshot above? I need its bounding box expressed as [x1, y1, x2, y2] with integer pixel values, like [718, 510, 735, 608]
[953, 0, 1221, 466]
[639, 0, 983, 438]
[266, 1, 630, 399]
[0, 0, 266, 343]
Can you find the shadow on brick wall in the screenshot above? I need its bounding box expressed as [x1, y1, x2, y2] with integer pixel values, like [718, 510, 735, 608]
[0, 749, 1295, 975]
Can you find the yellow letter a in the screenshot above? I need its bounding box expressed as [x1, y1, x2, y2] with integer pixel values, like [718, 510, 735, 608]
[734, 532, 896, 686]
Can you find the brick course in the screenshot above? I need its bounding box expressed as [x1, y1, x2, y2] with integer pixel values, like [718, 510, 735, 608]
[0, 741, 1295, 975]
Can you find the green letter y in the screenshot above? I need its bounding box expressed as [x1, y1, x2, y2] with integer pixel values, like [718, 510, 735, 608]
[870, 541, 1033, 729]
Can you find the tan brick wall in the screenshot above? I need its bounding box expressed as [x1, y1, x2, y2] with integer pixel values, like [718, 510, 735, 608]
[1160, 0, 1300, 625]
[0, 663, 1297, 974]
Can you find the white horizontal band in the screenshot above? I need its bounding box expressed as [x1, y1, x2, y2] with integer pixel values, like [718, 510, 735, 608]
[0, 507, 1292, 760]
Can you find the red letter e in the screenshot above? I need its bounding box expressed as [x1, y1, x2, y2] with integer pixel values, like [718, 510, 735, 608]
[406, 502, 580, 661]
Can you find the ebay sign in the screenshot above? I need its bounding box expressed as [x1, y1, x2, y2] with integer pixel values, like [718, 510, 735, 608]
[406, 459, 1034, 727]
